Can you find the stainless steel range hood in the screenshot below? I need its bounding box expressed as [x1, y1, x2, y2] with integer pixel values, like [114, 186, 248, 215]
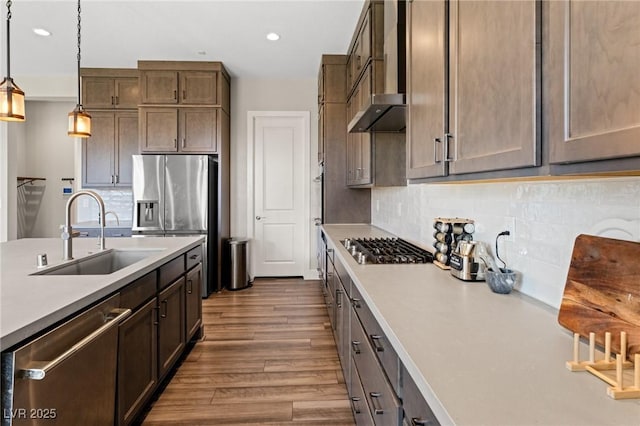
[347, 93, 406, 133]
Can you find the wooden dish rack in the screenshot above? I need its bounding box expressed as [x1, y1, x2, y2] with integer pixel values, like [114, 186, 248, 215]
[558, 234, 640, 400]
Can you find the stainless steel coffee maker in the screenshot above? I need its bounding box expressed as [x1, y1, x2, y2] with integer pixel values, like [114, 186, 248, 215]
[450, 241, 485, 281]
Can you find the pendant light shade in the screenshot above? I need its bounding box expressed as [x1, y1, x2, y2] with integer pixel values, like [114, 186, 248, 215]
[68, 0, 90, 137]
[68, 106, 91, 137]
[1, 0, 26, 122]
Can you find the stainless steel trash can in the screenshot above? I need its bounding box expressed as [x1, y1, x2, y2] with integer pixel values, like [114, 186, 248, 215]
[227, 238, 251, 290]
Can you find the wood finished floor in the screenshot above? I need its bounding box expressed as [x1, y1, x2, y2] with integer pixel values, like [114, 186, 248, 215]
[141, 278, 355, 425]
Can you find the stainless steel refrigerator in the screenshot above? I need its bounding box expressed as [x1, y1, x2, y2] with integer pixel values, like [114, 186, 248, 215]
[132, 155, 219, 296]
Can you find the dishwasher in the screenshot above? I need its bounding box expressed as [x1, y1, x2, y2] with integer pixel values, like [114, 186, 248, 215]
[1, 294, 131, 426]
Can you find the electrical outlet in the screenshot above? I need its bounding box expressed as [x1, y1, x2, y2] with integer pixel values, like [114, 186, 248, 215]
[503, 217, 516, 241]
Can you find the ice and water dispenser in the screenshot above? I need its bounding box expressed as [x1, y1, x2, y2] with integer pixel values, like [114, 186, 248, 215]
[135, 201, 160, 229]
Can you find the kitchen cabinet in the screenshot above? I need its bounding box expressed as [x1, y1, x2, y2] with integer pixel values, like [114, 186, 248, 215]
[546, 0, 640, 165]
[139, 107, 218, 153]
[140, 70, 218, 106]
[82, 111, 138, 187]
[118, 296, 158, 426]
[347, 66, 374, 186]
[400, 363, 439, 426]
[185, 263, 203, 341]
[406, 0, 540, 179]
[157, 276, 186, 379]
[81, 68, 139, 109]
[350, 295, 402, 425]
[80, 68, 138, 188]
[345, 1, 405, 188]
[138, 61, 229, 155]
[347, 0, 383, 98]
[317, 55, 371, 224]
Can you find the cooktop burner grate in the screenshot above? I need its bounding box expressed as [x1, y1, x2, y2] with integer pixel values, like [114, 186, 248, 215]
[341, 237, 433, 264]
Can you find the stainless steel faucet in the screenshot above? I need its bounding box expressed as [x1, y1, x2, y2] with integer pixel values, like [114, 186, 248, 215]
[102, 210, 120, 226]
[61, 190, 106, 260]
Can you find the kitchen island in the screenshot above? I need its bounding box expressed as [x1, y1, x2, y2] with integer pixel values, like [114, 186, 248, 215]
[0, 236, 203, 351]
[322, 224, 640, 425]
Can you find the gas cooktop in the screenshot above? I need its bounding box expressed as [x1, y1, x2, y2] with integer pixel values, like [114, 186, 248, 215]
[341, 237, 433, 265]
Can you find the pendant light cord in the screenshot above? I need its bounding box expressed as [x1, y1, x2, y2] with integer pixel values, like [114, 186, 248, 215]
[5, 0, 11, 78]
[76, 0, 82, 107]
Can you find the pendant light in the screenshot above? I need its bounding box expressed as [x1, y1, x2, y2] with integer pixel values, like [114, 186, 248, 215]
[0, 0, 25, 122]
[68, 0, 90, 137]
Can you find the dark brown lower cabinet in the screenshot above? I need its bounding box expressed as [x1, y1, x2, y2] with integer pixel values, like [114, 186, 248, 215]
[117, 297, 158, 425]
[158, 277, 186, 379]
[185, 263, 203, 341]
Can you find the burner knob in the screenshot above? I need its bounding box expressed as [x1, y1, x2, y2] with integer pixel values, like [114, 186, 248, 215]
[343, 239, 351, 249]
[357, 252, 366, 264]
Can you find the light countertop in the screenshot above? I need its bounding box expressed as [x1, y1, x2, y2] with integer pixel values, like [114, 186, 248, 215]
[322, 224, 640, 426]
[0, 236, 203, 351]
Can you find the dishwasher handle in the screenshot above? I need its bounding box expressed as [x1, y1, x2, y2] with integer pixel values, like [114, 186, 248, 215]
[18, 308, 132, 380]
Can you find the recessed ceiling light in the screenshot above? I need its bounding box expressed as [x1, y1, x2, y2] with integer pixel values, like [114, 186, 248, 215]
[33, 28, 51, 37]
[266, 32, 280, 41]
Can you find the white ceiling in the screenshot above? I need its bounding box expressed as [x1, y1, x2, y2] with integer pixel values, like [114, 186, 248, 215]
[6, 0, 364, 80]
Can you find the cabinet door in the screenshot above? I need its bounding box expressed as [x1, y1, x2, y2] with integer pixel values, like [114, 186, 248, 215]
[318, 104, 325, 163]
[139, 108, 178, 152]
[82, 112, 115, 187]
[140, 71, 178, 104]
[406, 0, 447, 179]
[82, 77, 115, 109]
[115, 112, 138, 186]
[185, 263, 203, 341]
[448, 0, 540, 175]
[179, 108, 218, 153]
[547, 1, 640, 164]
[158, 277, 186, 379]
[115, 78, 139, 109]
[117, 298, 158, 426]
[358, 69, 372, 185]
[180, 71, 217, 105]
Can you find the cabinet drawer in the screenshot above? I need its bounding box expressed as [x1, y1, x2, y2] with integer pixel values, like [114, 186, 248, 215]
[351, 315, 402, 425]
[186, 244, 203, 271]
[351, 284, 400, 395]
[401, 364, 440, 426]
[350, 358, 375, 426]
[158, 255, 185, 290]
[120, 270, 157, 310]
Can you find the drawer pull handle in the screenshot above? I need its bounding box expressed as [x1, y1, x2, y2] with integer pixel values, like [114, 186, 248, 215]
[351, 340, 361, 354]
[336, 289, 343, 308]
[369, 392, 384, 415]
[187, 279, 193, 294]
[351, 297, 362, 309]
[350, 396, 362, 414]
[370, 334, 385, 352]
[189, 254, 199, 260]
[160, 300, 168, 318]
[18, 308, 131, 380]
[412, 418, 433, 426]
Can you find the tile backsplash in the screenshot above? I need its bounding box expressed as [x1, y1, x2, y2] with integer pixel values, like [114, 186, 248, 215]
[371, 177, 640, 309]
[75, 188, 133, 225]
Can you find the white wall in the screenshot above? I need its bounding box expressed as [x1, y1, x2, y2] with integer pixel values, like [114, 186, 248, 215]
[230, 78, 320, 276]
[372, 178, 640, 309]
[17, 101, 76, 237]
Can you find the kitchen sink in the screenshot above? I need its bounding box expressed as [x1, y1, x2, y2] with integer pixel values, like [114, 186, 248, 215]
[32, 249, 163, 276]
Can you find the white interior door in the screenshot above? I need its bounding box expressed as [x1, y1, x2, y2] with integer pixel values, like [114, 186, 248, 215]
[250, 112, 308, 277]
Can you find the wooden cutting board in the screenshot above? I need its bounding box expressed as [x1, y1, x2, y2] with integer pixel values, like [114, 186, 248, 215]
[558, 234, 640, 355]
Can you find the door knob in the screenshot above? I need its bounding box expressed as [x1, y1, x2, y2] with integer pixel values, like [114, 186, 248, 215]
[256, 216, 266, 220]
